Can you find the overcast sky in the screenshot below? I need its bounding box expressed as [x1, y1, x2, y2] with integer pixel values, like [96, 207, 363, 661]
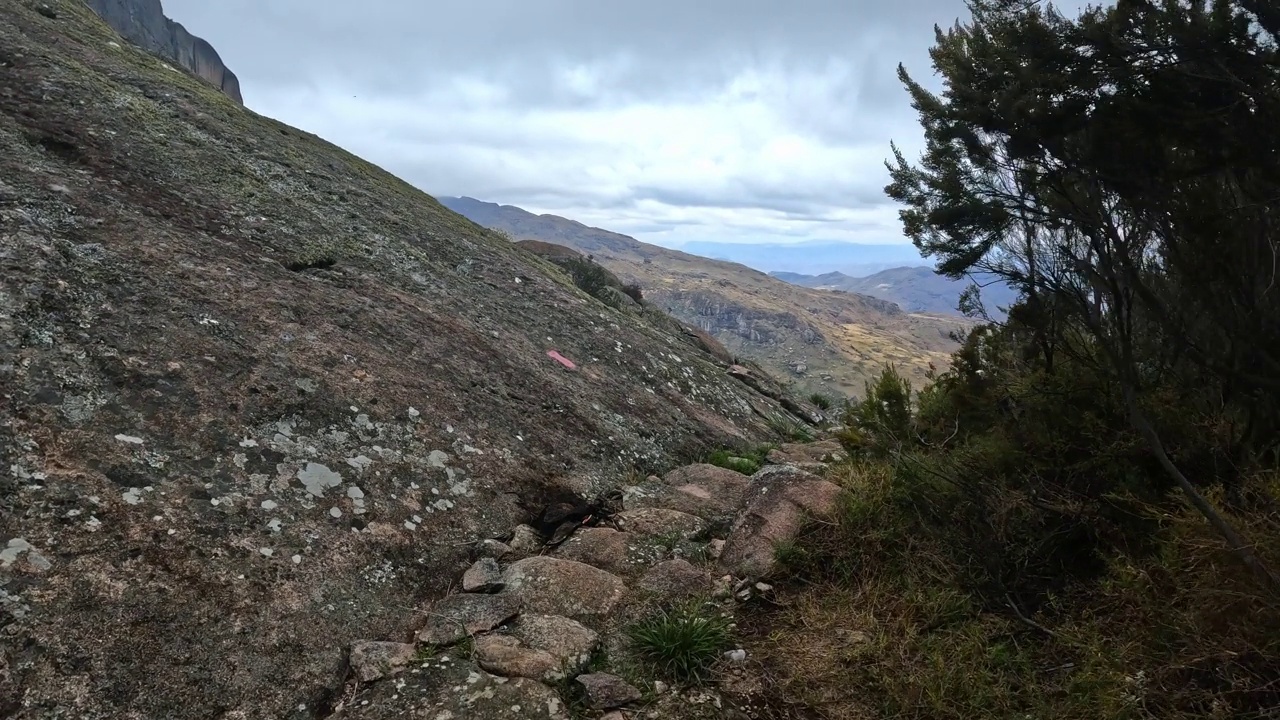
[164, 0, 982, 247]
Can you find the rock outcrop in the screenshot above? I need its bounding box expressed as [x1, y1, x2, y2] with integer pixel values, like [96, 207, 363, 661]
[0, 2, 822, 717]
[83, 0, 243, 103]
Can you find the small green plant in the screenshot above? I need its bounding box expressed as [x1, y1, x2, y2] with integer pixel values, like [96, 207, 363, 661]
[706, 449, 759, 475]
[767, 414, 815, 442]
[626, 602, 733, 683]
[808, 392, 833, 411]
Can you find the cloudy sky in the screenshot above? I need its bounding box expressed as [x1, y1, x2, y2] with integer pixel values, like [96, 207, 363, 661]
[164, 0, 979, 248]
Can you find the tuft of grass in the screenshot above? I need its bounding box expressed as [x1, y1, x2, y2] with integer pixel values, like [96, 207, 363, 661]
[809, 392, 834, 411]
[626, 602, 734, 684]
[705, 443, 774, 475]
[767, 414, 815, 443]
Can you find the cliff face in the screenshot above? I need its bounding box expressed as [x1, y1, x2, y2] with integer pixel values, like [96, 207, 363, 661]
[83, 0, 243, 103]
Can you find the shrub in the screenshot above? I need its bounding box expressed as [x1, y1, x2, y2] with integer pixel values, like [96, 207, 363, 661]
[621, 283, 644, 304]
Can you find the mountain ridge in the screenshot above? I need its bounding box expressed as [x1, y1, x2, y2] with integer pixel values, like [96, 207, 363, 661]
[439, 196, 971, 398]
[771, 266, 1020, 317]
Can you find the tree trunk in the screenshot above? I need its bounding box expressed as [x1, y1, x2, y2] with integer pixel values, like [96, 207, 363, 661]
[1123, 386, 1280, 595]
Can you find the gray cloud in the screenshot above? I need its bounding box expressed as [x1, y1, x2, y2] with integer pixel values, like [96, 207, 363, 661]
[163, 0, 987, 248]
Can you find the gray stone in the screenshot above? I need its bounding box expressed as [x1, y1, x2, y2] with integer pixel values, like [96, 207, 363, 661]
[462, 557, 504, 593]
[500, 557, 627, 617]
[417, 593, 520, 645]
[473, 614, 597, 682]
[720, 465, 846, 578]
[576, 672, 642, 710]
[612, 507, 707, 540]
[509, 524, 545, 553]
[349, 641, 416, 682]
[638, 559, 715, 600]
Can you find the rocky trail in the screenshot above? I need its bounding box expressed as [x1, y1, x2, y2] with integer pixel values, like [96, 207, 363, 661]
[329, 440, 849, 719]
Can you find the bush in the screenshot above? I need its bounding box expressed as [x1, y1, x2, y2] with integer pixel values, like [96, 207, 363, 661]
[621, 283, 644, 304]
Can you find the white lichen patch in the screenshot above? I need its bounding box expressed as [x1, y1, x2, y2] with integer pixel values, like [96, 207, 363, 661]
[297, 462, 342, 497]
[114, 434, 144, 445]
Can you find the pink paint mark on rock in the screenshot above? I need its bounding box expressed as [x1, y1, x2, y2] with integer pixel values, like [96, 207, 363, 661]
[547, 350, 577, 370]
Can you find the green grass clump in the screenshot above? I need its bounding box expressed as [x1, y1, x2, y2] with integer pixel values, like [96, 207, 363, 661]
[626, 602, 734, 684]
[808, 392, 833, 410]
[705, 444, 774, 475]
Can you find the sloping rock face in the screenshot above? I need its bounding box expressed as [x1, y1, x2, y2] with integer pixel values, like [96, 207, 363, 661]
[0, 3, 812, 717]
[84, 0, 243, 103]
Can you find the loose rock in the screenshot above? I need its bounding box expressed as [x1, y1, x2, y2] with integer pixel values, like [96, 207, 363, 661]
[612, 507, 707, 539]
[509, 524, 545, 553]
[462, 557, 504, 593]
[577, 672, 643, 710]
[417, 593, 520, 645]
[500, 557, 627, 617]
[349, 640, 416, 682]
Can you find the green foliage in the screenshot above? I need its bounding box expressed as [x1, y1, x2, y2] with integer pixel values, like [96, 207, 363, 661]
[557, 255, 628, 307]
[807, 392, 833, 411]
[626, 602, 734, 684]
[705, 444, 772, 475]
[837, 364, 915, 458]
[751, 2, 1280, 717]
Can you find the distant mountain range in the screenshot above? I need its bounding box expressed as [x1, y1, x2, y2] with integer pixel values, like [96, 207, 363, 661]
[771, 267, 1020, 318]
[438, 196, 970, 397]
[672, 240, 929, 277]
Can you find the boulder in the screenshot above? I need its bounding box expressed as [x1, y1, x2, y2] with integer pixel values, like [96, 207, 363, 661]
[499, 557, 627, 617]
[612, 508, 707, 540]
[638, 559, 716, 600]
[720, 465, 846, 578]
[473, 614, 598, 681]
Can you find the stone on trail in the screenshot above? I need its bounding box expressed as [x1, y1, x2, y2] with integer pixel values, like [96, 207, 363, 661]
[416, 593, 520, 645]
[462, 557, 505, 593]
[348, 640, 416, 682]
[638, 558, 716, 600]
[551, 527, 665, 577]
[612, 507, 708, 540]
[576, 672, 643, 710]
[720, 464, 846, 578]
[621, 463, 751, 522]
[499, 556, 627, 617]
[473, 614, 598, 681]
[338, 655, 569, 719]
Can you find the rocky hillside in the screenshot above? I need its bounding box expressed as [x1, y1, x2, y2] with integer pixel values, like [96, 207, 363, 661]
[439, 197, 970, 398]
[0, 2, 823, 717]
[772, 266, 1020, 318]
[83, 0, 243, 103]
